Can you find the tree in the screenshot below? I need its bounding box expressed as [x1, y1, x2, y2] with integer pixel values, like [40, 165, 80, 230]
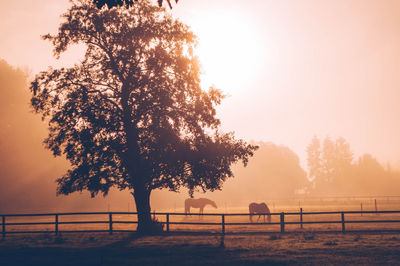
[356, 154, 386, 191]
[321, 137, 336, 183]
[306, 136, 322, 182]
[239, 142, 308, 198]
[94, 0, 178, 9]
[0, 59, 29, 206]
[334, 137, 353, 166]
[30, 0, 257, 233]
[307, 136, 354, 195]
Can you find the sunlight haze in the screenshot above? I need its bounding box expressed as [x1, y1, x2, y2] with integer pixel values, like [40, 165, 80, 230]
[183, 6, 266, 95]
[1, 0, 399, 168]
[2, 2, 400, 263]
[172, 0, 400, 169]
[1, 0, 400, 213]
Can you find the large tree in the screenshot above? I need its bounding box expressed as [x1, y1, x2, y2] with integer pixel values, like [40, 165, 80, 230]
[94, 0, 178, 9]
[30, 0, 256, 233]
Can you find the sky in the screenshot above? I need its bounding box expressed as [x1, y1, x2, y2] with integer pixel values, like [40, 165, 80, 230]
[1, 0, 400, 169]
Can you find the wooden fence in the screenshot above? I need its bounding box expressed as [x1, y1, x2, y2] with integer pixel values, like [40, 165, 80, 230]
[2, 209, 400, 237]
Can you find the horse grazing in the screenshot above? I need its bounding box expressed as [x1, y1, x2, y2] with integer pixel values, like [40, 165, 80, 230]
[184, 198, 217, 215]
[249, 202, 271, 223]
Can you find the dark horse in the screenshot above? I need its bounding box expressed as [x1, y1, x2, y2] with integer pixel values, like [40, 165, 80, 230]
[249, 202, 271, 223]
[184, 198, 217, 215]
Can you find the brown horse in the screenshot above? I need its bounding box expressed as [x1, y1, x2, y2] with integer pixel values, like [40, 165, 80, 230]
[249, 202, 271, 223]
[184, 198, 217, 214]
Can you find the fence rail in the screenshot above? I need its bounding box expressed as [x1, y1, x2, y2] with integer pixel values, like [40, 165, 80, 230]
[2, 209, 400, 237]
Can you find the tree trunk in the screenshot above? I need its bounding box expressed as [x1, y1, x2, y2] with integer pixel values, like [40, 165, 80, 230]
[132, 186, 161, 234]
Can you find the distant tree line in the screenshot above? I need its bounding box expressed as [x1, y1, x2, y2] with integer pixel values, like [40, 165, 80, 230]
[307, 136, 400, 196]
[229, 142, 308, 201]
[0, 59, 135, 214]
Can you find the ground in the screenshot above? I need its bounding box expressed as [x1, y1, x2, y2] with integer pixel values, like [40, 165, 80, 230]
[1, 232, 400, 265]
[2, 199, 400, 265]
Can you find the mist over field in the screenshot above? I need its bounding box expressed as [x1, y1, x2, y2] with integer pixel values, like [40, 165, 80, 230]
[1, 0, 400, 216]
[2, 2, 400, 266]
[1, 59, 400, 214]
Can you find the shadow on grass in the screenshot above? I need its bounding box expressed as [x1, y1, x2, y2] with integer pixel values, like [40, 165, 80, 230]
[0, 233, 289, 266]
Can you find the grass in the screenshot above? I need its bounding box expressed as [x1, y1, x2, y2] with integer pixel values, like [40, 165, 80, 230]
[53, 234, 66, 244]
[303, 233, 315, 240]
[2, 231, 400, 265]
[269, 234, 281, 240]
[323, 240, 338, 246]
[2, 202, 400, 265]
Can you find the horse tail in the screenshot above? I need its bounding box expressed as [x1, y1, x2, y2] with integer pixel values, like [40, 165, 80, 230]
[264, 203, 271, 223]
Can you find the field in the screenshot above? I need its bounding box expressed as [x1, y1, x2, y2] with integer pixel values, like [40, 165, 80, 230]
[2, 198, 400, 265]
[2, 231, 400, 265]
[3, 197, 400, 234]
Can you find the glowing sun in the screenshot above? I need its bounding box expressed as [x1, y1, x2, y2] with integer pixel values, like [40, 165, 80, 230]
[190, 9, 264, 94]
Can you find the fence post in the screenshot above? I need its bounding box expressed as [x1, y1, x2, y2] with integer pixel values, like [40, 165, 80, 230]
[109, 213, 113, 235]
[222, 214, 225, 235]
[300, 208, 303, 229]
[2, 216, 5, 238]
[166, 213, 170, 233]
[360, 203, 363, 216]
[375, 199, 378, 213]
[341, 212, 345, 232]
[55, 214, 59, 235]
[280, 212, 285, 233]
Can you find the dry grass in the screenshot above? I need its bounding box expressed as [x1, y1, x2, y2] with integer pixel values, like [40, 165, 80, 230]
[1, 231, 400, 265]
[2, 201, 400, 265]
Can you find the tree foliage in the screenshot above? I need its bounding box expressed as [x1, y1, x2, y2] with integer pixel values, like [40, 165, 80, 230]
[307, 136, 353, 186]
[304, 136, 400, 196]
[94, 0, 178, 9]
[30, 0, 256, 232]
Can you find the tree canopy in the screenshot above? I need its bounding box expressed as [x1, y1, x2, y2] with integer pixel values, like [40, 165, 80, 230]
[306, 136, 353, 194]
[31, 0, 256, 232]
[94, 0, 178, 9]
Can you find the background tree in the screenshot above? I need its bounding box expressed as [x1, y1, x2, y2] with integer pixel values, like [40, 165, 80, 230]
[355, 154, 386, 194]
[30, 0, 256, 233]
[0, 59, 137, 214]
[331, 137, 353, 189]
[306, 136, 322, 182]
[231, 142, 308, 200]
[307, 136, 354, 195]
[321, 137, 336, 183]
[0, 59, 31, 207]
